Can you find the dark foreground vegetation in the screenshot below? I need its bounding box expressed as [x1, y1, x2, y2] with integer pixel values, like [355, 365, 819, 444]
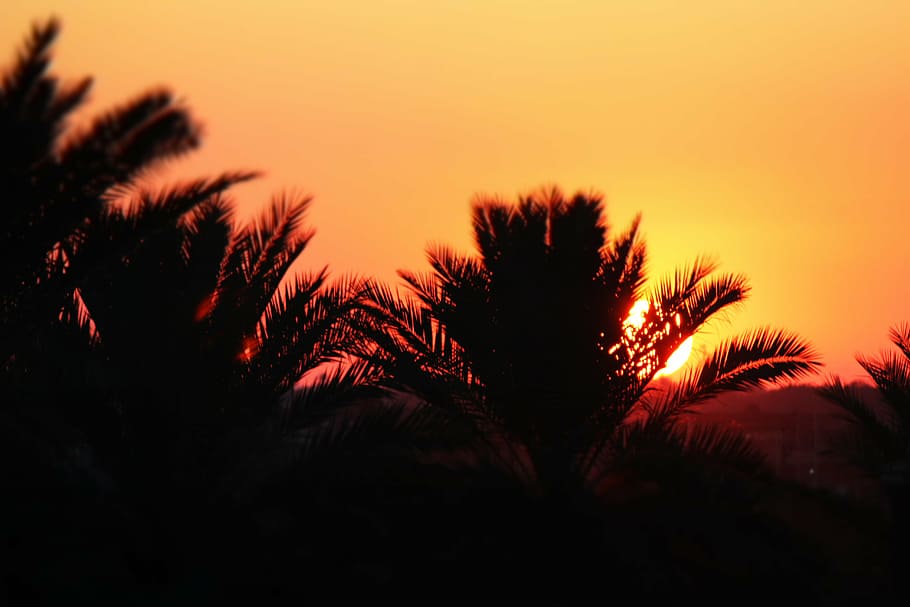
[2, 18, 907, 606]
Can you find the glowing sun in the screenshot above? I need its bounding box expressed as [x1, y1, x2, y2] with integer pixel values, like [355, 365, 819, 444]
[623, 299, 693, 377]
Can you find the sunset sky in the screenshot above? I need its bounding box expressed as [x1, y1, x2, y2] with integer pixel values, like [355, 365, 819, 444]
[4, 1, 908, 381]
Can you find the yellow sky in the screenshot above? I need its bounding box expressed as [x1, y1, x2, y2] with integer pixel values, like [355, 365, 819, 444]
[4, 0, 909, 380]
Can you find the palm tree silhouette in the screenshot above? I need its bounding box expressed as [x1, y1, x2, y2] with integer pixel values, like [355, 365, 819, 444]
[0, 18, 205, 601]
[818, 324, 910, 590]
[351, 188, 825, 602]
[0, 20, 385, 597]
[818, 324, 910, 477]
[1, 17, 200, 378]
[63, 178, 380, 595]
[364, 187, 821, 497]
[63, 175, 370, 498]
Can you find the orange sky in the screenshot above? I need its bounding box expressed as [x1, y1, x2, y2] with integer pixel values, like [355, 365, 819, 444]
[4, 1, 909, 381]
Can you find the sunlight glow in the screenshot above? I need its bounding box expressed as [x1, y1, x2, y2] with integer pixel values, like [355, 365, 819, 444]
[626, 299, 650, 330]
[623, 299, 692, 377]
[655, 335, 693, 377]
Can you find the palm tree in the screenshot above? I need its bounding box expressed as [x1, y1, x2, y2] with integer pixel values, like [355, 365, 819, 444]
[818, 324, 910, 590]
[363, 187, 821, 497]
[61, 175, 366, 492]
[44, 172, 397, 600]
[0, 21, 387, 596]
[0, 18, 206, 600]
[1, 17, 200, 370]
[352, 187, 824, 601]
[818, 325, 910, 478]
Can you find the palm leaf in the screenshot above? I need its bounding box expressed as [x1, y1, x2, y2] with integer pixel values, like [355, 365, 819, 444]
[0, 18, 60, 110]
[817, 376, 901, 472]
[212, 194, 314, 339]
[650, 256, 719, 313]
[856, 352, 910, 430]
[889, 324, 910, 362]
[276, 358, 388, 431]
[647, 327, 821, 418]
[252, 274, 364, 391]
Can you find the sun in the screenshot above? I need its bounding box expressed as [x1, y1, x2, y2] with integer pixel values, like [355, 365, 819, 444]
[623, 299, 693, 377]
[655, 334, 693, 377]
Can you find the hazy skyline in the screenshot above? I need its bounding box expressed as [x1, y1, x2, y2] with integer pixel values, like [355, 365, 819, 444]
[4, 0, 908, 379]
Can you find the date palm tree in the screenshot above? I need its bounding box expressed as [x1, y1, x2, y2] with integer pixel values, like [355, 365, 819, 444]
[363, 187, 821, 498]
[351, 187, 824, 602]
[63, 175, 369, 493]
[0, 21, 388, 595]
[0, 16, 200, 527]
[818, 324, 910, 591]
[53, 173, 404, 600]
[818, 324, 910, 477]
[1, 17, 200, 382]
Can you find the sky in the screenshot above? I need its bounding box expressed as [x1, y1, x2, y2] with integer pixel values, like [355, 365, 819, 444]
[3, 0, 909, 381]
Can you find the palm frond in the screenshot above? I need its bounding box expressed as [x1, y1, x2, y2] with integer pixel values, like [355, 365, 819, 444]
[648, 327, 821, 418]
[424, 246, 488, 297]
[674, 272, 750, 331]
[181, 197, 234, 311]
[890, 324, 910, 362]
[548, 191, 607, 273]
[247, 193, 314, 285]
[600, 214, 646, 292]
[45, 77, 92, 134]
[817, 325, 910, 476]
[126, 171, 255, 224]
[60, 88, 201, 184]
[362, 281, 469, 376]
[213, 194, 314, 336]
[252, 273, 365, 391]
[650, 256, 719, 313]
[398, 269, 444, 308]
[470, 198, 511, 264]
[57, 287, 99, 346]
[856, 352, 910, 424]
[277, 358, 387, 431]
[66, 172, 254, 283]
[817, 377, 899, 445]
[0, 18, 60, 108]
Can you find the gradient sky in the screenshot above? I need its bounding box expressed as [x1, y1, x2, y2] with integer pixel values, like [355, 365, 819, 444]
[4, 1, 909, 381]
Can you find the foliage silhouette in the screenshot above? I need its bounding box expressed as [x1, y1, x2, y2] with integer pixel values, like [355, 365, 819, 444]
[819, 324, 910, 476]
[0, 19, 204, 601]
[346, 187, 830, 604]
[68, 177, 370, 486]
[818, 324, 910, 594]
[1, 18, 200, 369]
[1, 16, 895, 607]
[363, 187, 821, 498]
[0, 19, 387, 601]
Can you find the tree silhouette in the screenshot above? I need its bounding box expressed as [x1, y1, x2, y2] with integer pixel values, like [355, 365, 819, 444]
[1, 18, 200, 369]
[0, 18, 204, 602]
[0, 16, 863, 605]
[819, 324, 910, 476]
[0, 18, 206, 473]
[67, 176, 365, 486]
[818, 324, 910, 592]
[365, 187, 821, 497]
[349, 188, 826, 602]
[0, 20, 383, 599]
